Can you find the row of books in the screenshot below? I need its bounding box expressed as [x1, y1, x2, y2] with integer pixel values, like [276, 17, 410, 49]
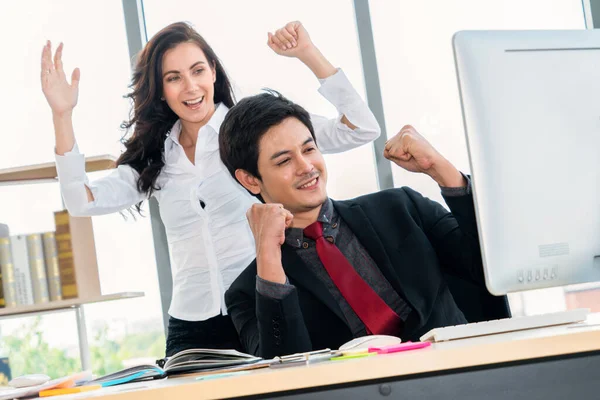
[0, 210, 80, 307]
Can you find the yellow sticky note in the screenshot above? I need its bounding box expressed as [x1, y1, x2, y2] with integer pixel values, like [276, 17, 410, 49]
[39, 385, 102, 397]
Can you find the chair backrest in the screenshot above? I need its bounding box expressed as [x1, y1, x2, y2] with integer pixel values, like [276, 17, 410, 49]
[444, 274, 511, 323]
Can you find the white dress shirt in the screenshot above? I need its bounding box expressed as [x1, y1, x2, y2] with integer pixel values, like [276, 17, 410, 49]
[55, 69, 380, 321]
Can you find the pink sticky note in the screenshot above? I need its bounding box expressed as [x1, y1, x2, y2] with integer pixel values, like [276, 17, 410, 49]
[369, 341, 431, 354]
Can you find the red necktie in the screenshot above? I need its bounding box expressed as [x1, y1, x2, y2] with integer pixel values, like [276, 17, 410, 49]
[303, 221, 403, 335]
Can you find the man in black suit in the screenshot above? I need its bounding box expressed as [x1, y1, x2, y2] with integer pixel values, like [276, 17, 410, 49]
[219, 92, 488, 359]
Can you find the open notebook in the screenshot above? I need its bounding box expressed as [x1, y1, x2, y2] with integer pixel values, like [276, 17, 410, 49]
[89, 348, 262, 387]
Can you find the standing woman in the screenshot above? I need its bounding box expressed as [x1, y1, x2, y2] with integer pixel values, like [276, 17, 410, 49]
[41, 21, 380, 356]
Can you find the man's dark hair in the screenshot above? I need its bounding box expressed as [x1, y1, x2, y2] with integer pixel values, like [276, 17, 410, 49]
[219, 91, 316, 184]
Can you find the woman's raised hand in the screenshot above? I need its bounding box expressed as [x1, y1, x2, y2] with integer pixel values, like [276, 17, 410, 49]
[267, 21, 314, 59]
[41, 41, 80, 116]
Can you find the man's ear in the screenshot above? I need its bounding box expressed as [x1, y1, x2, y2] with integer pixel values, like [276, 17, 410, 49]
[234, 169, 262, 195]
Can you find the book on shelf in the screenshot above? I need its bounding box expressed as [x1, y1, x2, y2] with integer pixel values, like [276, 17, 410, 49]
[10, 235, 34, 306]
[0, 224, 6, 307]
[0, 237, 17, 308]
[0, 224, 14, 308]
[0, 209, 102, 306]
[41, 232, 62, 301]
[54, 210, 100, 300]
[0, 357, 11, 385]
[26, 234, 50, 304]
[0, 227, 60, 307]
[88, 348, 263, 387]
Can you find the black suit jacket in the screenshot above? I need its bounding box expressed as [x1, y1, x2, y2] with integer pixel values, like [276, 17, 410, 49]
[226, 187, 491, 358]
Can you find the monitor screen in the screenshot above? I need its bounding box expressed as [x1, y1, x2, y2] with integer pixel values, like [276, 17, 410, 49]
[453, 30, 600, 295]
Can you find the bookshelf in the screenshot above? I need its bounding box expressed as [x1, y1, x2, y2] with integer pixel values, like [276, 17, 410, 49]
[0, 154, 116, 185]
[0, 155, 145, 371]
[0, 292, 144, 317]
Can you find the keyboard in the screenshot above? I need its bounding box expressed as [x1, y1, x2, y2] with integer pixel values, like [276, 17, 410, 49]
[420, 308, 590, 343]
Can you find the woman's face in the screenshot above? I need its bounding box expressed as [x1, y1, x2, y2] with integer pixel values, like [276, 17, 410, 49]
[161, 42, 216, 130]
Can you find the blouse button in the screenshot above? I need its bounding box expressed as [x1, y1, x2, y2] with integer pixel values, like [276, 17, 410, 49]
[302, 242, 309, 249]
[332, 223, 338, 228]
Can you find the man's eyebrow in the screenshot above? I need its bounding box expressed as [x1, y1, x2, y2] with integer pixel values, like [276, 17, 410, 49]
[270, 150, 290, 161]
[270, 137, 314, 161]
[163, 61, 207, 77]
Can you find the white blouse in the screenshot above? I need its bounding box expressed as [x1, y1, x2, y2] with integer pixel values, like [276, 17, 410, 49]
[55, 69, 380, 321]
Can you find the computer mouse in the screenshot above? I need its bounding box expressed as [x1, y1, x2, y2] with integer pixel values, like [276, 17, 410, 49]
[339, 335, 402, 351]
[9, 374, 50, 388]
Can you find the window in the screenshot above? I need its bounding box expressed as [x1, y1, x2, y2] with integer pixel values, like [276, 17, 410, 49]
[0, 0, 164, 377]
[143, 0, 379, 199]
[369, 0, 588, 315]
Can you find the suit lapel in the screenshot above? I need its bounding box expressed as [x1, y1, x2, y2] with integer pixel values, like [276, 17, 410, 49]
[333, 200, 415, 312]
[280, 245, 347, 325]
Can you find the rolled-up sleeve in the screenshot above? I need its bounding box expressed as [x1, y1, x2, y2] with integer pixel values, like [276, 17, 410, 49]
[440, 173, 472, 197]
[310, 69, 380, 154]
[255, 275, 295, 300]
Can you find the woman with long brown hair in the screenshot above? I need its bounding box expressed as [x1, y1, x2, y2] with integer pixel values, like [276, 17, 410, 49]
[41, 21, 380, 356]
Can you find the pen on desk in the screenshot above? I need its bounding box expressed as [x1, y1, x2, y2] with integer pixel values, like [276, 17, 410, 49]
[331, 352, 377, 361]
[370, 341, 431, 354]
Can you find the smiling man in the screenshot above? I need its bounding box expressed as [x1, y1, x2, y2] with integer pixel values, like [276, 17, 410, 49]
[219, 92, 488, 359]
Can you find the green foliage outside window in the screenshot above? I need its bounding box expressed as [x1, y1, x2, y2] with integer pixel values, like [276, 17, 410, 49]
[0, 317, 165, 379]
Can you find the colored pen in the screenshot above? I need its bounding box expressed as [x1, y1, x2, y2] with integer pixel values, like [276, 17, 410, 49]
[331, 352, 377, 361]
[369, 341, 431, 354]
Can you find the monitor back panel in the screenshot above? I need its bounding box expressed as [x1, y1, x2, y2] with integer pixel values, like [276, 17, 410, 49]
[453, 30, 600, 295]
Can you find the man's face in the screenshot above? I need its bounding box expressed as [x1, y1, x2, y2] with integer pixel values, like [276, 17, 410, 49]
[254, 117, 328, 214]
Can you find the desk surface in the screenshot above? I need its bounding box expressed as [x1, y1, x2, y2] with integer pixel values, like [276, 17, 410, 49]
[57, 315, 600, 400]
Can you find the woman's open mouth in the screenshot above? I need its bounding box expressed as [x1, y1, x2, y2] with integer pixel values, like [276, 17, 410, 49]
[183, 96, 204, 110]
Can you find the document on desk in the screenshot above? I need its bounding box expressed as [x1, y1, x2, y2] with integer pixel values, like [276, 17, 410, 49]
[270, 349, 334, 369]
[270, 353, 335, 368]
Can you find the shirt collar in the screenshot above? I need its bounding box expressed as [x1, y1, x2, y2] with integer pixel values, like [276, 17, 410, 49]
[165, 102, 229, 152]
[285, 198, 336, 248]
[207, 102, 229, 136]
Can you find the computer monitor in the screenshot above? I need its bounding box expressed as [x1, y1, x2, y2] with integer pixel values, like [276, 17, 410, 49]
[453, 30, 600, 295]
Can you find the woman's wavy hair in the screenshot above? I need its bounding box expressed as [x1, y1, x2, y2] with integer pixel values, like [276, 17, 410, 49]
[117, 22, 235, 212]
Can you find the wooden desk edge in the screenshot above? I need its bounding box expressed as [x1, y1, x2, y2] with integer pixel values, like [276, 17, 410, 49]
[88, 329, 600, 400]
